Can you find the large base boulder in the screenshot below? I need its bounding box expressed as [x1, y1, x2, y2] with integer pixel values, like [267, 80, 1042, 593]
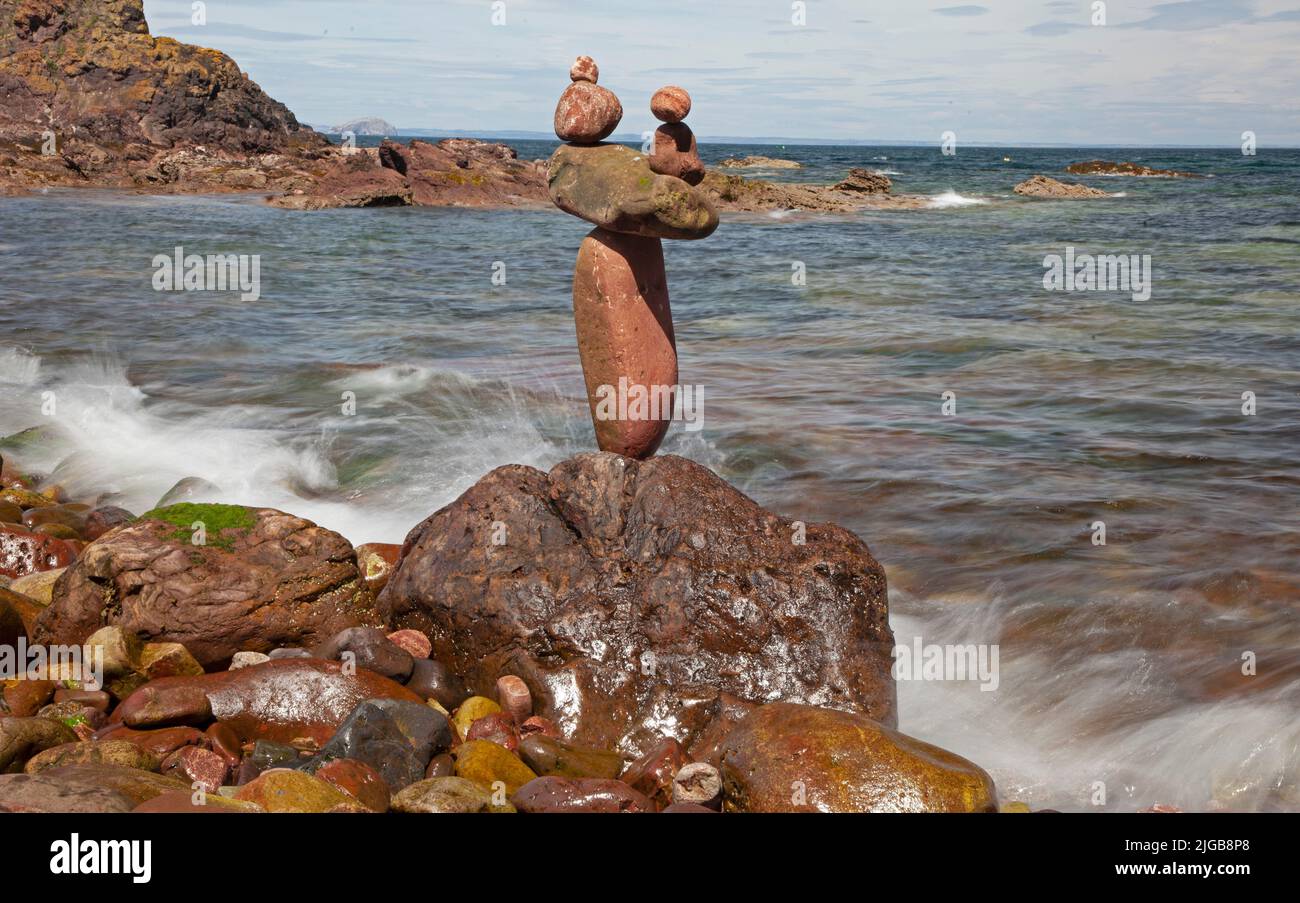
[720, 703, 998, 813]
[33, 504, 377, 669]
[378, 453, 895, 755]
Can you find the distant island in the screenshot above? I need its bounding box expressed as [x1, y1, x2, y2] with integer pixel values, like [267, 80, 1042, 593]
[325, 117, 398, 137]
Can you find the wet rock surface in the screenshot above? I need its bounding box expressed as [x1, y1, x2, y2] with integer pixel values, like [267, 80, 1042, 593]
[719, 703, 998, 813]
[511, 776, 654, 813]
[379, 452, 896, 754]
[34, 504, 376, 669]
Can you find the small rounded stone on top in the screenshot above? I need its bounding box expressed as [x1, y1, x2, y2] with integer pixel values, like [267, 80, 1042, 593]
[570, 55, 599, 84]
[651, 85, 691, 123]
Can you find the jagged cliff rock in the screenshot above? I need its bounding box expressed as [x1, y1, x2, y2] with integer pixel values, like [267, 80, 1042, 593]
[0, 0, 326, 191]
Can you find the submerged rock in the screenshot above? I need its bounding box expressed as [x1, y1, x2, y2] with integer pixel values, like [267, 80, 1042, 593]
[34, 503, 376, 669]
[378, 452, 896, 754]
[719, 703, 997, 813]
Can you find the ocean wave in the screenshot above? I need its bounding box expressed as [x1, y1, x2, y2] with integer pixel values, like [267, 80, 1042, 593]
[927, 190, 990, 209]
[0, 347, 40, 385]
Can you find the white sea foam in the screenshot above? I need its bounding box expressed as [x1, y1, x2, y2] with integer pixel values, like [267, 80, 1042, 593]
[0, 348, 598, 546]
[927, 190, 990, 209]
[892, 603, 1300, 812]
[0, 347, 40, 385]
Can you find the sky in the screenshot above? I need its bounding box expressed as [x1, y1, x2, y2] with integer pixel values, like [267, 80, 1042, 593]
[142, 0, 1300, 146]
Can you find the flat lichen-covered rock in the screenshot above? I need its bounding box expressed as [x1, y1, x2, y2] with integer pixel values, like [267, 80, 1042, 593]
[548, 142, 719, 240]
[378, 452, 896, 756]
[32, 503, 377, 669]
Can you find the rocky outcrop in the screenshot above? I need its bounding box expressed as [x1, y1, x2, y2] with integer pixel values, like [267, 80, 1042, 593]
[270, 138, 548, 210]
[33, 503, 377, 669]
[0, 0, 327, 192]
[719, 702, 998, 813]
[834, 167, 892, 194]
[1014, 175, 1110, 199]
[1065, 160, 1203, 178]
[700, 170, 929, 213]
[377, 452, 896, 756]
[718, 155, 802, 169]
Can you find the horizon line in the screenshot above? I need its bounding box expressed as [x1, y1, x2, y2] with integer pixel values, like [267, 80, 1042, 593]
[313, 126, 1298, 150]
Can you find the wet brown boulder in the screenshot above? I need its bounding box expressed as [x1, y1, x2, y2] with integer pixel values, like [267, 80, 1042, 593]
[112, 659, 423, 745]
[719, 703, 997, 813]
[33, 503, 377, 669]
[378, 452, 896, 755]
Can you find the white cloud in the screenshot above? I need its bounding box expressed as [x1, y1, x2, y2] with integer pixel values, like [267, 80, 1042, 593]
[143, 0, 1300, 144]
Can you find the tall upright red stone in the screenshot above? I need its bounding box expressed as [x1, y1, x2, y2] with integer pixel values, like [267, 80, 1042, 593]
[573, 229, 678, 458]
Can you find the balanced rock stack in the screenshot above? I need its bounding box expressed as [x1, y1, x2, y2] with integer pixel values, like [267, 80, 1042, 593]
[548, 58, 718, 459]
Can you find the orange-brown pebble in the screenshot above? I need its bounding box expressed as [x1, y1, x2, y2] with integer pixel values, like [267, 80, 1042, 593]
[651, 85, 691, 123]
[570, 55, 599, 83]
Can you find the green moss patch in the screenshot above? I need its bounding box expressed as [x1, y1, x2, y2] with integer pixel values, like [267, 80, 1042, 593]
[141, 502, 257, 551]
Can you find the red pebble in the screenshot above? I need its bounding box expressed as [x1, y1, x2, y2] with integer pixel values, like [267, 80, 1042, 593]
[160, 746, 229, 794]
[386, 629, 432, 660]
[465, 712, 520, 751]
[315, 758, 391, 812]
[519, 716, 561, 738]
